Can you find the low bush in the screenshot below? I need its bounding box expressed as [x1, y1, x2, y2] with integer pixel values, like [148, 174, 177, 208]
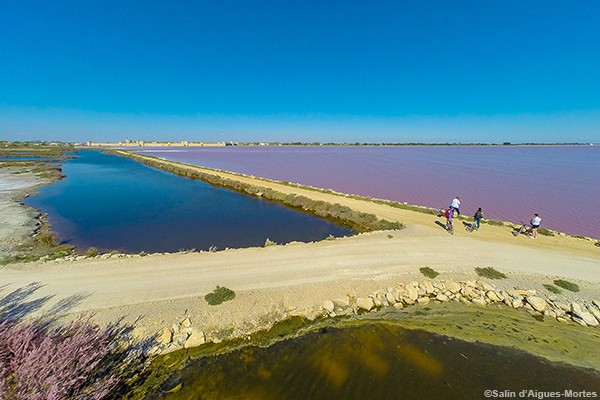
[543, 284, 562, 294]
[419, 266, 439, 279]
[264, 238, 277, 247]
[35, 231, 57, 246]
[483, 219, 505, 226]
[85, 247, 99, 257]
[553, 279, 580, 292]
[475, 267, 507, 280]
[205, 286, 236, 305]
[538, 228, 555, 237]
[0, 316, 149, 399]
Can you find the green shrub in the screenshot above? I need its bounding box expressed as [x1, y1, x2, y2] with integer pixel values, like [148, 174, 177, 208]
[475, 267, 507, 280]
[264, 238, 277, 247]
[553, 279, 579, 292]
[483, 220, 504, 226]
[85, 247, 98, 257]
[387, 234, 393, 239]
[47, 244, 75, 260]
[419, 266, 439, 279]
[538, 228, 555, 237]
[35, 231, 57, 246]
[543, 284, 562, 294]
[205, 286, 236, 305]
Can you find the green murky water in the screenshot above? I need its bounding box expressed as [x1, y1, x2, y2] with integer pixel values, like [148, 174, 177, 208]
[135, 303, 600, 399]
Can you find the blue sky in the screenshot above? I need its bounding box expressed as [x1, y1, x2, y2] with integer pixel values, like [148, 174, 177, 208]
[1, 1, 599, 143]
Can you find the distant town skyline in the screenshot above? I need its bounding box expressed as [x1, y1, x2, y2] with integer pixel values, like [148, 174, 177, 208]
[1, 1, 599, 143]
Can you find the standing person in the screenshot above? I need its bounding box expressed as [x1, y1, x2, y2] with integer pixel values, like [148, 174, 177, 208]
[473, 207, 483, 231]
[529, 213, 541, 238]
[450, 197, 461, 215]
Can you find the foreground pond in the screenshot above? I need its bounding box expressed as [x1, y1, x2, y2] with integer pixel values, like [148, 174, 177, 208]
[24, 150, 352, 252]
[139, 303, 600, 399]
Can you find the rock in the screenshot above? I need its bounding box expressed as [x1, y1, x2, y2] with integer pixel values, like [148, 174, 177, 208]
[572, 317, 588, 327]
[436, 294, 449, 302]
[403, 284, 419, 303]
[480, 282, 496, 292]
[514, 289, 536, 297]
[556, 302, 570, 311]
[356, 297, 374, 311]
[553, 308, 566, 318]
[471, 297, 487, 306]
[385, 292, 396, 304]
[417, 297, 430, 305]
[181, 317, 192, 328]
[372, 296, 382, 307]
[393, 302, 404, 309]
[420, 281, 435, 294]
[183, 331, 206, 349]
[333, 297, 351, 308]
[526, 296, 547, 313]
[571, 302, 599, 326]
[158, 327, 172, 345]
[486, 291, 501, 302]
[171, 324, 180, 335]
[445, 279, 461, 293]
[593, 300, 600, 309]
[461, 287, 479, 300]
[322, 300, 335, 313]
[512, 299, 523, 308]
[556, 317, 570, 324]
[588, 306, 600, 323]
[464, 280, 477, 288]
[543, 309, 556, 318]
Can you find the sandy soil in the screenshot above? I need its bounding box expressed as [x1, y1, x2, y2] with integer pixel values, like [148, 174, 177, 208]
[1, 156, 599, 349]
[0, 168, 43, 255]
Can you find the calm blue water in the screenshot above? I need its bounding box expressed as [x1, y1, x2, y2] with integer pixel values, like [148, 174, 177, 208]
[24, 151, 351, 253]
[138, 145, 600, 238]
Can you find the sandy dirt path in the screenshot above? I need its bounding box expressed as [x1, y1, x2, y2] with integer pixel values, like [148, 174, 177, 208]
[1, 154, 599, 342]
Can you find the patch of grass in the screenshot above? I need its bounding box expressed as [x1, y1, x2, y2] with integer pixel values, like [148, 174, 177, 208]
[553, 279, 579, 292]
[475, 267, 507, 280]
[483, 219, 505, 226]
[46, 244, 75, 260]
[84, 247, 98, 257]
[204, 286, 236, 305]
[387, 234, 393, 239]
[0, 254, 40, 265]
[264, 238, 277, 247]
[543, 284, 562, 294]
[35, 231, 57, 246]
[538, 228, 555, 237]
[419, 266, 439, 279]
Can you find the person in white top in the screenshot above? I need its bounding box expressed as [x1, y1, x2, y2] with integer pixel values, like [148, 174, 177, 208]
[529, 213, 541, 238]
[450, 197, 461, 215]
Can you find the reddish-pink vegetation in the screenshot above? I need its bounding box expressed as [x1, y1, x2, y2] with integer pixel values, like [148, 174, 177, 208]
[0, 317, 148, 399]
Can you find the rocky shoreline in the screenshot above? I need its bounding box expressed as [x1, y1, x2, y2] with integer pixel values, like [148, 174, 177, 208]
[153, 277, 600, 356]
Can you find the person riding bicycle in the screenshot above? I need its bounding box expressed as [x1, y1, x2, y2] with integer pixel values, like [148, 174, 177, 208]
[473, 207, 483, 230]
[445, 207, 455, 234]
[449, 197, 461, 215]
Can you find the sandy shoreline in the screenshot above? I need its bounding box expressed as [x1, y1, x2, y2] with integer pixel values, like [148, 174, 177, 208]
[1, 154, 600, 367]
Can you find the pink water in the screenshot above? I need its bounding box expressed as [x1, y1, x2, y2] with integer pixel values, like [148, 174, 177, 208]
[137, 146, 600, 239]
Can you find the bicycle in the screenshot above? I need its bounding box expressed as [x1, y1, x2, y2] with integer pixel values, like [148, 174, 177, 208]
[512, 221, 533, 237]
[445, 218, 454, 235]
[466, 222, 478, 233]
